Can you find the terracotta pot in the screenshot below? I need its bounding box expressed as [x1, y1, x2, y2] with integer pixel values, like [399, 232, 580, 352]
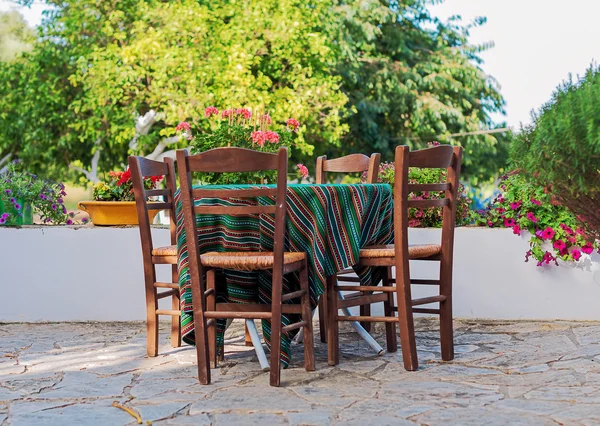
[77, 201, 159, 226]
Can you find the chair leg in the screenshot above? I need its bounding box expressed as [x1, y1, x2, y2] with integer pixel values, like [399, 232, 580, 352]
[439, 266, 454, 361]
[171, 265, 182, 348]
[326, 275, 339, 366]
[318, 293, 328, 343]
[206, 269, 218, 368]
[188, 268, 211, 385]
[146, 278, 159, 357]
[383, 266, 397, 353]
[360, 303, 371, 332]
[396, 269, 418, 371]
[270, 269, 283, 387]
[245, 323, 253, 346]
[300, 265, 315, 372]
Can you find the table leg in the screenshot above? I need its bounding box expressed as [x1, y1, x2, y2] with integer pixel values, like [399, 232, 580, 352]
[245, 319, 270, 371]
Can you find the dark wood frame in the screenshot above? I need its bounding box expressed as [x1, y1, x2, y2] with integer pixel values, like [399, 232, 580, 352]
[315, 153, 381, 341]
[176, 146, 315, 387]
[129, 156, 181, 357]
[326, 144, 463, 370]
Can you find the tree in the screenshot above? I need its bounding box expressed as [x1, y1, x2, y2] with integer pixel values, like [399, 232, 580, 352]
[0, 0, 507, 183]
[326, 1, 507, 182]
[0, 10, 33, 62]
[511, 65, 600, 237]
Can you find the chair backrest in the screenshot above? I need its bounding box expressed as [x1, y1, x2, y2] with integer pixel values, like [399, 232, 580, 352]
[315, 153, 381, 184]
[393, 144, 463, 264]
[176, 146, 289, 276]
[129, 156, 178, 260]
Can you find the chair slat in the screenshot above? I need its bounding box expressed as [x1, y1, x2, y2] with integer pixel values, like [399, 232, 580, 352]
[192, 187, 277, 199]
[146, 189, 171, 197]
[409, 145, 454, 168]
[146, 202, 172, 211]
[322, 153, 371, 172]
[186, 147, 280, 172]
[135, 156, 170, 177]
[407, 199, 449, 208]
[408, 183, 450, 192]
[193, 205, 276, 215]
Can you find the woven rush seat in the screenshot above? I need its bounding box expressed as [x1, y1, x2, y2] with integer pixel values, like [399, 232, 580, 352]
[360, 244, 441, 259]
[151, 245, 178, 257]
[201, 251, 307, 271]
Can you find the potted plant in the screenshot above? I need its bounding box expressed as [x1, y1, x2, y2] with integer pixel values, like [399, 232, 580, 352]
[78, 170, 163, 226]
[0, 160, 70, 226]
[174, 106, 301, 184]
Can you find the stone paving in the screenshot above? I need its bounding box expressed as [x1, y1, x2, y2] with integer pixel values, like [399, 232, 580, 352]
[2, 319, 600, 425]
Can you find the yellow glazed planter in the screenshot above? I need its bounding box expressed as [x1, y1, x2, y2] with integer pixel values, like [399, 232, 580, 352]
[77, 201, 159, 226]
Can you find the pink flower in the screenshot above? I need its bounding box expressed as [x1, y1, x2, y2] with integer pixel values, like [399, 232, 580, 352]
[510, 201, 522, 210]
[504, 218, 515, 227]
[251, 131, 267, 147]
[428, 141, 441, 147]
[541, 227, 555, 240]
[237, 108, 252, 119]
[262, 114, 272, 125]
[221, 109, 234, 118]
[286, 118, 300, 131]
[204, 106, 219, 117]
[526, 212, 537, 223]
[538, 251, 557, 267]
[297, 163, 309, 179]
[582, 242, 594, 255]
[496, 207, 506, 214]
[553, 239, 566, 251]
[175, 121, 191, 132]
[531, 199, 541, 206]
[572, 249, 582, 261]
[414, 209, 424, 218]
[559, 223, 574, 235]
[568, 236, 577, 244]
[408, 219, 422, 227]
[487, 220, 493, 227]
[512, 224, 521, 235]
[265, 131, 279, 143]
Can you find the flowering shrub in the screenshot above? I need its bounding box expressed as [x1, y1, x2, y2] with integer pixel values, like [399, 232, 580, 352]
[365, 161, 472, 227]
[93, 170, 162, 202]
[178, 107, 300, 184]
[475, 173, 599, 266]
[0, 160, 70, 225]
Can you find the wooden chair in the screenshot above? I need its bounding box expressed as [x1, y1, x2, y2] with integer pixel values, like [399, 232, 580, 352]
[315, 153, 381, 341]
[128, 156, 181, 357]
[176, 146, 315, 387]
[326, 144, 463, 371]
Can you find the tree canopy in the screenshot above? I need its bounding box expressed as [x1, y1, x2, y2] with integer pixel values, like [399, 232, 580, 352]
[0, 10, 33, 62]
[0, 0, 508, 183]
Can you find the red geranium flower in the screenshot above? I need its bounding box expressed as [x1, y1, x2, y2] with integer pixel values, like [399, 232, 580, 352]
[117, 169, 131, 186]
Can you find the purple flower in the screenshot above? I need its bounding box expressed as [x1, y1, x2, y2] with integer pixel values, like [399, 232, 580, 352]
[1, 213, 9, 219]
[9, 197, 16, 204]
[14, 203, 21, 210]
[69, 212, 75, 218]
[81, 217, 89, 224]
[0, 217, 5, 224]
[4, 189, 10, 195]
[62, 205, 67, 213]
[66, 219, 73, 225]
[40, 194, 46, 200]
[51, 204, 57, 211]
[57, 198, 63, 204]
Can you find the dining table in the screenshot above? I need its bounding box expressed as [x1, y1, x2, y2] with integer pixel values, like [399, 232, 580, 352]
[175, 183, 394, 367]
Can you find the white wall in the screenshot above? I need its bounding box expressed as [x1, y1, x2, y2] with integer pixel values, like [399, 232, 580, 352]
[0, 227, 598, 322]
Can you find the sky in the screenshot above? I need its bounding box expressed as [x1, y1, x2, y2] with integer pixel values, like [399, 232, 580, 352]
[2, 0, 600, 129]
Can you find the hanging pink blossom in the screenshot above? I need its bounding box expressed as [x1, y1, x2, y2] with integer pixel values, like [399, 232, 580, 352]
[512, 224, 521, 235]
[504, 218, 515, 227]
[530, 198, 541, 206]
[526, 212, 538, 223]
[582, 243, 594, 255]
[286, 118, 300, 131]
[509, 201, 521, 210]
[251, 131, 267, 147]
[541, 227, 555, 240]
[297, 163, 309, 179]
[204, 106, 219, 117]
[572, 249, 582, 261]
[553, 239, 566, 251]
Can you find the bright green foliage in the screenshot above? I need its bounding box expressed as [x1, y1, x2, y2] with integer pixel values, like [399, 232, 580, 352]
[330, 1, 507, 182]
[0, 10, 34, 62]
[0, 0, 506, 184]
[511, 65, 600, 236]
[476, 173, 598, 266]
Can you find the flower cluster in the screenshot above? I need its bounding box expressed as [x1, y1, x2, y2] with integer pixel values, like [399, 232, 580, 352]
[297, 164, 309, 180]
[179, 106, 301, 184]
[475, 172, 599, 266]
[0, 160, 71, 225]
[93, 169, 163, 202]
[365, 160, 471, 228]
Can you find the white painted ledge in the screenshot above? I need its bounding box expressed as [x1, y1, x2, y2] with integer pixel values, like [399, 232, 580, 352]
[0, 226, 598, 322]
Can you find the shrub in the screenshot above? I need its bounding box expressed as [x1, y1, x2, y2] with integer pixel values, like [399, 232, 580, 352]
[511, 65, 600, 238]
[365, 162, 472, 228]
[475, 173, 599, 266]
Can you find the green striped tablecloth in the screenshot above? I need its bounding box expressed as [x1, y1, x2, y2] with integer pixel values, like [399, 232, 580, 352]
[175, 183, 393, 366]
